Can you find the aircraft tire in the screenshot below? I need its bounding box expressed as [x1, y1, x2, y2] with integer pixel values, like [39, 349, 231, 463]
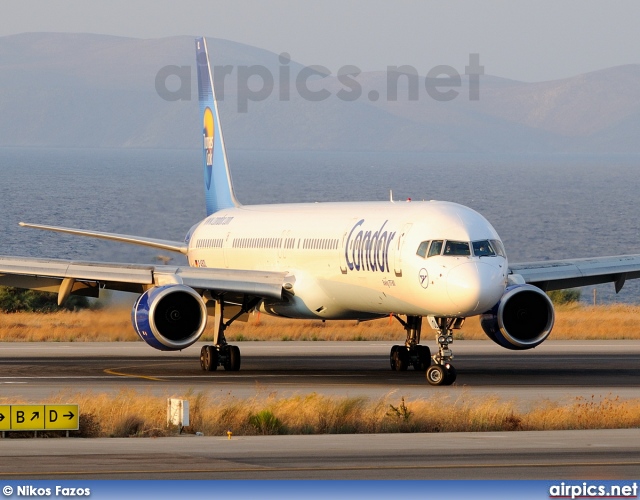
[201, 345, 218, 371]
[426, 365, 446, 386]
[444, 364, 457, 385]
[413, 345, 431, 371]
[224, 345, 241, 371]
[390, 346, 410, 371]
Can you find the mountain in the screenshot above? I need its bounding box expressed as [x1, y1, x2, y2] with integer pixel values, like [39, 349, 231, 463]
[1, 32, 639, 153]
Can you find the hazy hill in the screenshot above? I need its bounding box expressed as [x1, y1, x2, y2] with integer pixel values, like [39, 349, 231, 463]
[1, 32, 639, 153]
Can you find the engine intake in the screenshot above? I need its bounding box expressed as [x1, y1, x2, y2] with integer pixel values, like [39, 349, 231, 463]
[132, 284, 207, 351]
[480, 284, 555, 350]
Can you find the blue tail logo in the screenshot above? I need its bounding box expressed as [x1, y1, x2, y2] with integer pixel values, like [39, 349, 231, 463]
[195, 37, 239, 215]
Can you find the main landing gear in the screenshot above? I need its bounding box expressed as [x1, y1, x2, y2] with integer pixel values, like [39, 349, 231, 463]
[390, 315, 463, 386]
[199, 295, 259, 372]
[389, 315, 431, 372]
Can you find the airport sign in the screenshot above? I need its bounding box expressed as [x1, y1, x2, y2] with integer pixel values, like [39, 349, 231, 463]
[0, 404, 78, 431]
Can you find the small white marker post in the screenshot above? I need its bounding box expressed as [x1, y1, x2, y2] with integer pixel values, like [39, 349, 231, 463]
[167, 399, 190, 434]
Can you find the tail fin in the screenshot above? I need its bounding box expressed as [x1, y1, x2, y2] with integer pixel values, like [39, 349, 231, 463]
[195, 37, 240, 215]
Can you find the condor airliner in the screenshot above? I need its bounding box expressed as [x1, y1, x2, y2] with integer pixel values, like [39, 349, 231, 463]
[3, 38, 640, 385]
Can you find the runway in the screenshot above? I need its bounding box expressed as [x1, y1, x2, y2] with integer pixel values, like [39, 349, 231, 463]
[1, 340, 640, 479]
[1, 340, 640, 405]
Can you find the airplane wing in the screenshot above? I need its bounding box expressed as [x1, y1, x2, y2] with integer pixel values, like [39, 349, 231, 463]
[0, 255, 286, 305]
[18, 222, 189, 254]
[509, 254, 640, 293]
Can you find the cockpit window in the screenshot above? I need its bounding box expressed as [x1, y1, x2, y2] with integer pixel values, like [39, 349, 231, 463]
[417, 240, 446, 258]
[472, 240, 496, 257]
[428, 240, 444, 257]
[491, 239, 507, 258]
[416, 241, 430, 258]
[419, 239, 497, 258]
[443, 241, 470, 256]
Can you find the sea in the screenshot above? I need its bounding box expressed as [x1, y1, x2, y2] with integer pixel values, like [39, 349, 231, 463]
[1, 147, 640, 305]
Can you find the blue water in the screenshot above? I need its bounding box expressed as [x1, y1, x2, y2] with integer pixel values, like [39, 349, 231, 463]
[1, 147, 640, 304]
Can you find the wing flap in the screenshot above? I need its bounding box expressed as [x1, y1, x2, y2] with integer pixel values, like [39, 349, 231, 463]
[154, 265, 286, 299]
[509, 254, 640, 291]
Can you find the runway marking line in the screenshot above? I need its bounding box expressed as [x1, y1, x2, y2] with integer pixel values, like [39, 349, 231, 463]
[103, 368, 164, 382]
[0, 374, 368, 381]
[2, 460, 640, 477]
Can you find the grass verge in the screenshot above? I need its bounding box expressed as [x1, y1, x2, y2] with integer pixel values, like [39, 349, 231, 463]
[1, 303, 640, 342]
[2, 390, 639, 438]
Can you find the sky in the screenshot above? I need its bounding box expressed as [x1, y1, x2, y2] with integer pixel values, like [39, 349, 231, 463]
[2, 0, 640, 82]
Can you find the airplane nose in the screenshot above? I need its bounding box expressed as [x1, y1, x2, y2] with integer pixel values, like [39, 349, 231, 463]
[446, 261, 505, 314]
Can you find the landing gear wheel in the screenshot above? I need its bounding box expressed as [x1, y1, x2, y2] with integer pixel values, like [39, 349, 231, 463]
[390, 345, 410, 371]
[223, 345, 241, 371]
[389, 345, 398, 370]
[413, 345, 431, 371]
[444, 364, 457, 385]
[426, 365, 446, 386]
[200, 345, 218, 371]
[426, 364, 457, 386]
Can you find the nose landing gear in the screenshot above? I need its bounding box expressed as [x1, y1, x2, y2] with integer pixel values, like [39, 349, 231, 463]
[390, 315, 463, 386]
[425, 316, 463, 385]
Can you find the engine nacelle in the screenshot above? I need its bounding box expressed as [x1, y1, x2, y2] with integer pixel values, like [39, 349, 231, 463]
[480, 284, 555, 350]
[132, 285, 207, 351]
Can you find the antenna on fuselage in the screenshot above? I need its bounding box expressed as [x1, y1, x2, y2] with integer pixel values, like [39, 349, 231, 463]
[390, 190, 394, 203]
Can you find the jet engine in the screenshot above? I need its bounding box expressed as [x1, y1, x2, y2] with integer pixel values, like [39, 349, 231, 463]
[132, 284, 207, 351]
[480, 284, 554, 350]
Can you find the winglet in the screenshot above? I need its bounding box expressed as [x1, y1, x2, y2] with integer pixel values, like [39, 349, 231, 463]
[195, 37, 240, 215]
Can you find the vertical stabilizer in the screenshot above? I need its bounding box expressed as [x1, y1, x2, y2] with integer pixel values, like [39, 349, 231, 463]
[195, 37, 240, 215]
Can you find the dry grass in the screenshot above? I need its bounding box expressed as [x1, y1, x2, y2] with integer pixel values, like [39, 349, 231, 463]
[1, 304, 640, 342]
[2, 390, 639, 437]
[452, 303, 640, 341]
[0, 309, 136, 342]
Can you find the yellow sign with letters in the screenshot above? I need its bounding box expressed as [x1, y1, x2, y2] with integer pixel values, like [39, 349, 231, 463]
[11, 405, 45, 430]
[45, 405, 79, 430]
[1, 404, 79, 431]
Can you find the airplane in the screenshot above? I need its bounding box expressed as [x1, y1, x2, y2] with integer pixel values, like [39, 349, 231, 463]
[2, 37, 640, 386]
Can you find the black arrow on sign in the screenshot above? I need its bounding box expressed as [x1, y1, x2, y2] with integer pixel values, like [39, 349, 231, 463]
[0, 413, 4, 422]
[31, 412, 40, 421]
[64, 412, 75, 420]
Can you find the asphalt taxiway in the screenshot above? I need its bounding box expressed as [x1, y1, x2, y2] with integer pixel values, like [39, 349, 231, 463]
[1, 429, 639, 479]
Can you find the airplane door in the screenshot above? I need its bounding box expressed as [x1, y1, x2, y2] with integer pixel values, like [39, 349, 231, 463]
[222, 231, 232, 268]
[394, 223, 413, 277]
[340, 218, 360, 274]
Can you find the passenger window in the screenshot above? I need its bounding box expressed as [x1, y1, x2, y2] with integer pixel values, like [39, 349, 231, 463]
[416, 241, 430, 258]
[443, 241, 470, 256]
[427, 240, 443, 257]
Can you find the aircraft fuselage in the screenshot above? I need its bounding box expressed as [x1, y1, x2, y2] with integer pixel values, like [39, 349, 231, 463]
[186, 200, 508, 320]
